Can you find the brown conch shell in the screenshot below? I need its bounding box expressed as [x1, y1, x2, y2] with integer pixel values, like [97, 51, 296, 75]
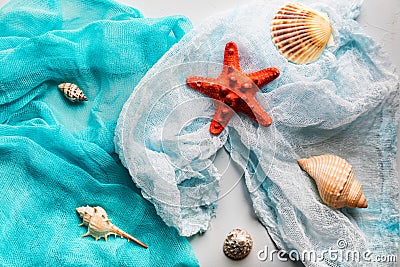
[58, 82, 88, 102]
[223, 228, 253, 260]
[76, 205, 148, 248]
[270, 3, 333, 64]
[298, 155, 368, 209]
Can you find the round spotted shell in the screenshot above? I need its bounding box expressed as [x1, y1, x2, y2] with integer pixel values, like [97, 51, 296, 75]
[223, 228, 253, 260]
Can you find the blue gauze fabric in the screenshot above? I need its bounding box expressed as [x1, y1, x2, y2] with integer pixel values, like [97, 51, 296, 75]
[115, 0, 400, 266]
[0, 0, 199, 266]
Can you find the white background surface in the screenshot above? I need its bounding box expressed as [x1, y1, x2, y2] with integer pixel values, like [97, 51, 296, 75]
[0, 0, 398, 266]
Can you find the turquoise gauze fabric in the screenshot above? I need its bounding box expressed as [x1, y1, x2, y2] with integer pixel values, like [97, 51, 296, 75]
[115, 0, 400, 266]
[0, 0, 199, 266]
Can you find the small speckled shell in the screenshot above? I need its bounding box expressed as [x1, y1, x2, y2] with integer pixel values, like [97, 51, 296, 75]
[298, 155, 368, 209]
[223, 228, 253, 260]
[58, 83, 88, 102]
[271, 3, 333, 64]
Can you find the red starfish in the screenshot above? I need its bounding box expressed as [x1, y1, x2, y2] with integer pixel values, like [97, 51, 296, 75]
[186, 41, 280, 135]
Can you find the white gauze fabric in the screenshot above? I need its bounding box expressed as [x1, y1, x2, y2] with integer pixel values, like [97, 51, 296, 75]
[115, 1, 399, 266]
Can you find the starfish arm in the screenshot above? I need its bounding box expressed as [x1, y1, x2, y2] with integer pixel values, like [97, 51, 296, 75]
[210, 100, 235, 135]
[186, 76, 222, 100]
[240, 98, 272, 127]
[247, 67, 280, 89]
[223, 42, 241, 71]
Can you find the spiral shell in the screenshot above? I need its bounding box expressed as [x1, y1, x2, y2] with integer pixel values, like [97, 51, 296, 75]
[270, 3, 333, 64]
[58, 82, 88, 102]
[223, 228, 253, 260]
[298, 155, 368, 209]
[76, 205, 148, 248]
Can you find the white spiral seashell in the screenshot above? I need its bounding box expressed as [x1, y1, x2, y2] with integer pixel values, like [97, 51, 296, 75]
[298, 154, 368, 209]
[270, 3, 333, 64]
[58, 82, 88, 102]
[76, 205, 148, 248]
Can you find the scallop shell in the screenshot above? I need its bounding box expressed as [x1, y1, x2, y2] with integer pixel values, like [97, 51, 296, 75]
[76, 205, 148, 248]
[298, 155, 368, 209]
[270, 3, 333, 64]
[223, 228, 253, 260]
[58, 82, 88, 102]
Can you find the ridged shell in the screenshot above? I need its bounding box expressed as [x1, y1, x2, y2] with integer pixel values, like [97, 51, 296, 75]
[270, 3, 333, 64]
[76, 205, 148, 248]
[58, 82, 88, 102]
[298, 155, 368, 209]
[223, 228, 253, 260]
